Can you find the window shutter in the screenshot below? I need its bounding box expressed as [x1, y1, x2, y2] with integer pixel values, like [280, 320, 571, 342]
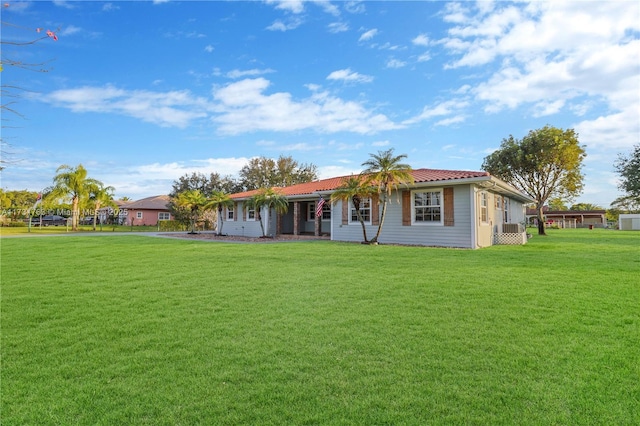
[402, 190, 411, 226]
[371, 194, 379, 226]
[342, 199, 348, 225]
[444, 187, 454, 226]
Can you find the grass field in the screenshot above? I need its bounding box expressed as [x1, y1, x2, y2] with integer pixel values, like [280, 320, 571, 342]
[1, 229, 638, 424]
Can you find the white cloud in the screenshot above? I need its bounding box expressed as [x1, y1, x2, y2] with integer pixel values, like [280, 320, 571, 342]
[102, 3, 119, 12]
[359, 28, 378, 42]
[344, 1, 365, 14]
[404, 99, 470, 125]
[265, 0, 305, 14]
[412, 34, 429, 46]
[266, 17, 304, 31]
[328, 22, 349, 33]
[204, 45, 214, 53]
[42, 86, 208, 128]
[326, 68, 373, 84]
[386, 58, 406, 69]
[211, 78, 401, 135]
[226, 68, 276, 79]
[61, 25, 81, 36]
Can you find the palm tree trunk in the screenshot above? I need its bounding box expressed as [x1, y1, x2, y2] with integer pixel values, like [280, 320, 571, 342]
[370, 199, 387, 244]
[72, 196, 79, 231]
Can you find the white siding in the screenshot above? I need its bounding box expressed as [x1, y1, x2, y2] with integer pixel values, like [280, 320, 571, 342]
[332, 185, 474, 248]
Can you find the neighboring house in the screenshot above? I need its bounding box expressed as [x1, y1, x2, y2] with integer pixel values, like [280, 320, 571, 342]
[618, 214, 640, 231]
[228, 168, 534, 249]
[526, 207, 607, 228]
[97, 200, 129, 225]
[122, 195, 173, 226]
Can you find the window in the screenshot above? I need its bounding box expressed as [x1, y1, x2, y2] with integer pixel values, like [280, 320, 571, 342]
[480, 192, 488, 223]
[350, 198, 371, 224]
[227, 206, 234, 221]
[158, 212, 170, 221]
[308, 202, 331, 221]
[503, 197, 510, 223]
[136, 211, 143, 219]
[413, 190, 442, 224]
[247, 207, 256, 221]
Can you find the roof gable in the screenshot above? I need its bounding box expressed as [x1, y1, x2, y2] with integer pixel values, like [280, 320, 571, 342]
[123, 195, 171, 210]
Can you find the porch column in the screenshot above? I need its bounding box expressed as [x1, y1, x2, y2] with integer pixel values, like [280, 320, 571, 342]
[314, 203, 321, 236]
[293, 201, 300, 235]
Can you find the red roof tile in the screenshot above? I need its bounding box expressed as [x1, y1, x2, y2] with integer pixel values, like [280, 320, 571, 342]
[230, 168, 490, 199]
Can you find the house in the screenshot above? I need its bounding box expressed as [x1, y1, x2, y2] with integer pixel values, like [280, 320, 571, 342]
[526, 207, 607, 228]
[97, 200, 130, 225]
[227, 168, 534, 249]
[618, 214, 640, 231]
[122, 195, 173, 226]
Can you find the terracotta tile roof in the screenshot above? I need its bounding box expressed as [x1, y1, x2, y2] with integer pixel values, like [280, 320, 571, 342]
[123, 195, 172, 210]
[230, 168, 490, 199]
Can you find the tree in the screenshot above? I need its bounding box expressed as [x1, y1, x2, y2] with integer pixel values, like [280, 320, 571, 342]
[205, 190, 233, 235]
[548, 197, 568, 211]
[170, 172, 240, 197]
[51, 164, 101, 230]
[482, 125, 586, 235]
[570, 203, 602, 211]
[174, 189, 207, 234]
[247, 188, 288, 237]
[1, 8, 59, 170]
[361, 148, 413, 244]
[330, 175, 377, 243]
[88, 182, 115, 230]
[615, 144, 640, 203]
[238, 155, 318, 191]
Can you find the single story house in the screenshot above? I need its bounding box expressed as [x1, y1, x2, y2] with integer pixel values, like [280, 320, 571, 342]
[227, 168, 534, 249]
[618, 214, 640, 231]
[526, 207, 607, 228]
[122, 195, 173, 226]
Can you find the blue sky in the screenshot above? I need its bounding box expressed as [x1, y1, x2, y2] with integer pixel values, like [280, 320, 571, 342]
[2, 0, 639, 207]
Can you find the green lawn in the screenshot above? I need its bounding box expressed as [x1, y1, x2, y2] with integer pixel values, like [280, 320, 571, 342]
[1, 230, 638, 424]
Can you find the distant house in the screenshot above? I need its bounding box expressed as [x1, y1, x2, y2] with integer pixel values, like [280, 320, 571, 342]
[97, 200, 130, 225]
[122, 195, 173, 226]
[228, 168, 534, 249]
[526, 207, 607, 228]
[618, 214, 640, 231]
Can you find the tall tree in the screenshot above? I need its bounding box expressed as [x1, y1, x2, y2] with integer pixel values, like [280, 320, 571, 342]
[615, 144, 640, 203]
[170, 172, 239, 197]
[330, 175, 377, 243]
[482, 125, 586, 235]
[51, 164, 100, 230]
[238, 155, 318, 191]
[205, 190, 233, 235]
[247, 188, 288, 237]
[87, 182, 115, 230]
[174, 189, 207, 234]
[361, 148, 414, 244]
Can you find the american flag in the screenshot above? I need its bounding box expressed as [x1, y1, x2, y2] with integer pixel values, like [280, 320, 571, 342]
[315, 197, 326, 217]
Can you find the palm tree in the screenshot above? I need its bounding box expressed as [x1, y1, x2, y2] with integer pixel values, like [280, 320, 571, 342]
[51, 164, 101, 230]
[248, 188, 289, 237]
[205, 190, 234, 235]
[88, 182, 115, 230]
[361, 148, 414, 244]
[330, 175, 377, 243]
[175, 189, 207, 234]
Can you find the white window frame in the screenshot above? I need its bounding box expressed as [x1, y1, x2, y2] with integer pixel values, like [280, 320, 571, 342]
[136, 211, 143, 219]
[503, 197, 510, 223]
[308, 202, 331, 221]
[158, 212, 170, 221]
[412, 189, 443, 226]
[246, 206, 256, 221]
[227, 206, 234, 221]
[349, 197, 371, 225]
[480, 192, 489, 224]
